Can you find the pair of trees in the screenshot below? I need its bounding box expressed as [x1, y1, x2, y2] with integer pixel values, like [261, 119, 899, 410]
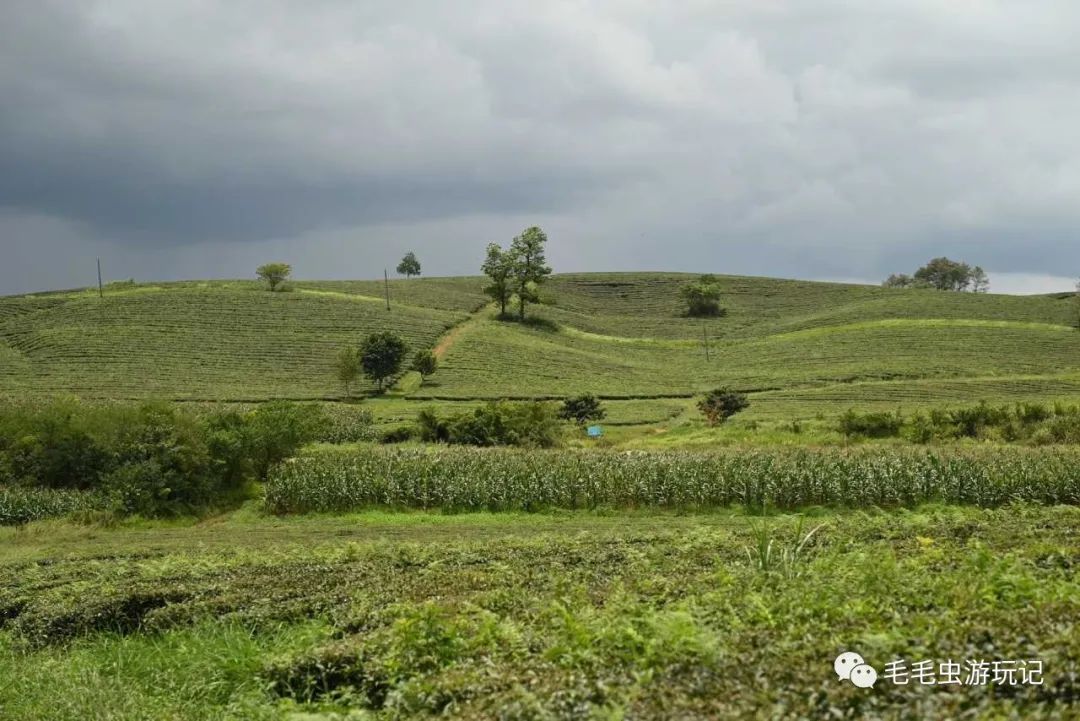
[482, 227, 552, 319]
[260, 254, 422, 293]
[335, 333, 438, 397]
[883, 258, 989, 292]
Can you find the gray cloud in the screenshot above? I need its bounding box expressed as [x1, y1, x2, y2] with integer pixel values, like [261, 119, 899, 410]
[2, 0, 1080, 295]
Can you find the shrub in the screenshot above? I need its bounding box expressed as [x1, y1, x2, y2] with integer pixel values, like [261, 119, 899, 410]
[950, 402, 1009, 438]
[697, 388, 749, 426]
[838, 409, 903, 439]
[243, 402, 329, 481]
[679, 277, 724, 317]
[411, 350, 438, 383]
[557, 394, 606, 425]
[416, 402, 562, 448]
[381, 426, 415, 444]
[105, 404, 214, 515]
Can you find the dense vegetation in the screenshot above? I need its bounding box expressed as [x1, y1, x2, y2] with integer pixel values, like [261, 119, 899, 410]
[264, 445, 1080, 514]
[2, 507, 1077, 719]
[839, 401, 1080, 443]
[0, 400, 370, 522]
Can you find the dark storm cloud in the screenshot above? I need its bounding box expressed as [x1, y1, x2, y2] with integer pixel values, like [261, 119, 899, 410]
[2, 0, 1079, 295]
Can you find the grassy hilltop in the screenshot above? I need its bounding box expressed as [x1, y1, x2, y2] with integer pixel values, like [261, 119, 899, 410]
[2, 273, 1078, 418]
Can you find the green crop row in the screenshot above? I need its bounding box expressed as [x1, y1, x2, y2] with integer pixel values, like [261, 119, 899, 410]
[264, 445, 1080, 514]
[0, 486, 105, 526]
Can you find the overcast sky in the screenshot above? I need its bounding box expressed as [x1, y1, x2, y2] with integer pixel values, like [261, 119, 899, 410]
[3, 1, 1080, 296]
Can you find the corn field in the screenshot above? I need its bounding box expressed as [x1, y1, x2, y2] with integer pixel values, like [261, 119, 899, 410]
[264, 446, 1080, 514]
[0, 487, 105, 526]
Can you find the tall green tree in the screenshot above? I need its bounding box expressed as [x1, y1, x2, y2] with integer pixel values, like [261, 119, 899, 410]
[411, 349, 438, 384]
[334, 347, 361, 397]
[256, 263, 291, 291]
[359, 332, 408, 392]
[482, 243, 514, 316]
[508, 226, 552, 320]
[396, 252, 421, 279]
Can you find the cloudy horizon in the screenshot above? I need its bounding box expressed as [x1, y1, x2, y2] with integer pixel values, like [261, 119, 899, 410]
[3, 1, 1080, 296]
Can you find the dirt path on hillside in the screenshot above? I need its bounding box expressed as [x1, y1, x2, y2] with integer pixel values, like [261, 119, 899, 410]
[433, 304, 493, 359]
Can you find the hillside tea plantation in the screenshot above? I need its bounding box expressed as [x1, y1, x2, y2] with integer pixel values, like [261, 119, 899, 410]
[265, 445, 1080, 514]
[4, 271, 1080, 719]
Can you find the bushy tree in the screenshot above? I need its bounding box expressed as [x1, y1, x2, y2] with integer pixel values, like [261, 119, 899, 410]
[509, 226, 552, 320]
[680, 275, 724, 317]
[416, 401, 561, 448]
[697, 387, 749, 426]
[970, 266, 990, 293]
[558, 394, 606, 425]
[411, 349, 438, 383]
[396, 252, 421, 279]
[482, 243, 514, 316]
[242, 402, 329, 482]
[256, 262, 292, 291]
[883, 258, 988, 292]
[359, 331, 408, 391]
[335, 347, 361, 397]
[882, 273, 916, 288]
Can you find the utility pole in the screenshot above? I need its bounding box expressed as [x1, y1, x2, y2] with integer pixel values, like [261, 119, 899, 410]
[97, 258, 103, 298]
[702, 320, 710, 362]
[384, 269, 390, 310]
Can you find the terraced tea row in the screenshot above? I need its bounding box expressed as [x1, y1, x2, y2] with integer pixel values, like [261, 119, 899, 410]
[416, 316, 1080, 399]
[0, 288, 466, 399]
[538, 273, 1075, 340]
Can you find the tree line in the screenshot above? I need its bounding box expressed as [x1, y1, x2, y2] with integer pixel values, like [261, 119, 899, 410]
[883, 257, 989, 292]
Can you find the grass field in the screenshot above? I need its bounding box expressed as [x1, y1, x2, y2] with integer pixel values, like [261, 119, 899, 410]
[2, 505, 1078, 719]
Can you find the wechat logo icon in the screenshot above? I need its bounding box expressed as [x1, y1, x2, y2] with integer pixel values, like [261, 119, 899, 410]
[835, 651, 877, 689]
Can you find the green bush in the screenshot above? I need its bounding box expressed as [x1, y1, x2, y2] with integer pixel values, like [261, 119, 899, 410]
[243, 402, 329, 481]
[0, 400, 331, 522]
[697, 388, 749, 426]
[416, 402, 562, 448]
[557, 394, 606, 425]
[838, 409, 903, 439]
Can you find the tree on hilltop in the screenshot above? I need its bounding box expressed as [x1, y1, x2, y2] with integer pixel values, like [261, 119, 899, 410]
[1074, 278, 1080, 330]
[509, 227, 552, 320]
[680, 275, 725, 317]
[482, 242, 515, 316]
[883, 258, 989, 292]
[970, 266, 989, 293]
[256, 263, 291, 291]
[397, 252, 421, 279]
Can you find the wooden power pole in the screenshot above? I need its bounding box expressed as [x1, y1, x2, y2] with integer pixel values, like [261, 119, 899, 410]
[97, 258, 103, 298]
[384, 269, 390, 310]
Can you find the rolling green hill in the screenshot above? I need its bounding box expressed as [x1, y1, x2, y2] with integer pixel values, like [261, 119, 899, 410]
[2, 273, 1078, 415]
